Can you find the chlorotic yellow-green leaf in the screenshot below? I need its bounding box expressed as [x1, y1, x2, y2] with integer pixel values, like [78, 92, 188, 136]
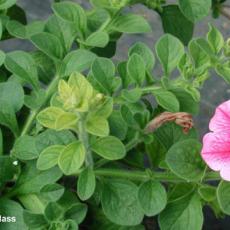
[55, 112, 79, 131]
[58, 141, 85, 175]
[37, 107, 65, 129]
[90, 96, 113, 118]
[37, 145, 65, 170]
[86, 115, 109, 137]
[58, 72, 94, 112]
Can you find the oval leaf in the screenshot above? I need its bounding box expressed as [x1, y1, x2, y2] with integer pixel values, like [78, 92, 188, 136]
[77, 167, 96, 201]
[58, 141, 85, 175]
[91, 136, 126, 160]
[166, 139, 205, 181]
[138, 181, 167, 216]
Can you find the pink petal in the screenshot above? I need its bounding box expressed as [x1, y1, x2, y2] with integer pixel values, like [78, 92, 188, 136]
[209, 100, 230, 132]
[220, 166, 230, 181]
[201, 131, 230, 172]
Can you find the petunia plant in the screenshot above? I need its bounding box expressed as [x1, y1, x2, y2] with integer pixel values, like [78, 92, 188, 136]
[1, 0, 230, 229]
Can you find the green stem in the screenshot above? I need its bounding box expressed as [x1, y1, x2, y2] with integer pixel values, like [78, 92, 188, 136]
[78, 115, 94, 167]
[141, 85, 162, 94]
[20, 75, 61, 137]
[92, 168, 221, 183]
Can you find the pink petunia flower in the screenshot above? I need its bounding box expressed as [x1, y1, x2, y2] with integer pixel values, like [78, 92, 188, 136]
[201, 100, 230, 181]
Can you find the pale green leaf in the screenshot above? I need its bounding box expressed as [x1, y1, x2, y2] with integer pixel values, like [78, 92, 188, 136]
[91, 136, 126, 160]
[37, 145, 65, 171]
[58, 141, 85, 175]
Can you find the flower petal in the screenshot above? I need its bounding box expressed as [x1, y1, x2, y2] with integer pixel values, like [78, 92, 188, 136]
[209, 100, 230, 132]
[201, 131, 230, 172]
[220, 166, 230, 181]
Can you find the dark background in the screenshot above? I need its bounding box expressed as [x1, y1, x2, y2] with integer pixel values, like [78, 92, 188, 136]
[1, 0, 230, 229]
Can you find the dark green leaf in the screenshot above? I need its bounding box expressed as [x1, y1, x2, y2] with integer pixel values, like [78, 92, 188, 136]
[170, 88, 199, 115]
[44, 202, 63, 221]
[102, 179, 144, 226]
[128, 42, 155, 70]
[166, 139, 205, 181]
[0, 156, 16, 183]
[198, 185, 216, 202]
[217, 181, 230, 215]
[12, 135, 39, 160]
[0, 0, 16, 10]
[40, 183, 65, 202]
[61, 49, 96, 76]
[0, 199, 26, 230]
[155, 122, 197, 150]
[52, 1, 87, 33]
[216, 64, 230, 84]
[84, 31, 109, 48]
[7, 20, 44, 39]
[11, 162, 62, 195]
[64, 203, 88, 224]
[77, 167, 96, 201]
[159, 193, 203, 230]
[156, 34, 184, 75]
[35, 129, 75, 153]
[108, 110, 128, 140]
[23, 210, 48, 229]
[161, 5, 194, 45]
[91, 57, 115, 94]
[207, 24, 224, 54]
[5, 51, 39, 89]
[127, 54, 146, 86]
[31, 32, 64, 61]
[152, 89, 180, 112]
[45, 15, 77, 52]
[0, 50, 5, 66]
[138, 181, 167, 216]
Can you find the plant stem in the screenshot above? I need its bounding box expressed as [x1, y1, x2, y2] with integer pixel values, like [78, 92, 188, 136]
[20, 75, 60, 137]
[92, 168, 221, 183]
[141, 85, 162, 94]
[78, 115, 94, 168]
